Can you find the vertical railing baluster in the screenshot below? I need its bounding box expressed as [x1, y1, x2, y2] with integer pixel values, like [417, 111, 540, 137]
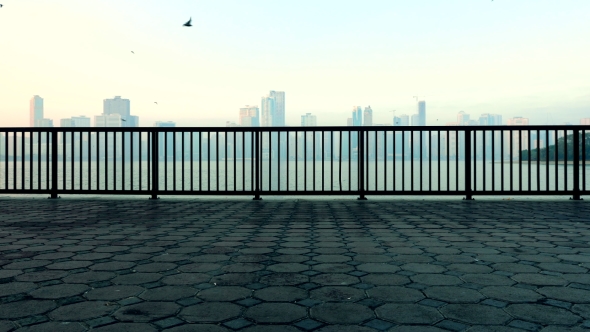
[464, 129, 473, 200]
[253, 130, 261, 200]
[150, 130, 158, 199]
[358, 129, 366, 200]
[572, 129, 580, 200]
[50, 131, 58, 198]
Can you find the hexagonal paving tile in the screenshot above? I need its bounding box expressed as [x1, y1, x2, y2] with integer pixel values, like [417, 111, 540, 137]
[114, 302, 180, 322]
[29, 283, 89, 299]
[376, 303, 443, 324]
[85, 285, 145, 300]
[367, 286, 424, 303]
[0, 300, 56, 319]
[254, 286, 308, 302]
[310, 286, 365, 302]
[180, 303, 242, 323]
[505, 303, 583, 325]
[423, 286, 484, 303]
[245, 303, 307, 323]
[440, 304, 512, 325]
[49, 301, 115, 321]
[311, 303, 374, 324]
[197, 286, 251, 301]
[139, 286, 197, 301]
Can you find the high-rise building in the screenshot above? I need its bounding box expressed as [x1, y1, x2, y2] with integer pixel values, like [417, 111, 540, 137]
[581, 118, 590, 125]
[507, 116, 529, 126]
[30, 95, 44, 127]
[61, 116, 91, 127]
[416, 100, 426, 126]
[506, 117, 530, 158]
[363, 106, 373, 126]
[396, 114, 410, 126]
[104, 96, 130, 118]
[94, 114, 123, 127]
[239, 105, 260, 127]
[301, 113, 317, 127]
[457, 111, 470, 125]
[154, 121, 176, 161]
[352, 106, 362, 126]
[260, 91, 285, 127]
[102, 96, 138, 127]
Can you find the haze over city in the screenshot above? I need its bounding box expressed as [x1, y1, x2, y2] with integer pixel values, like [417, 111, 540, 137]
[2, 0, 590, 127]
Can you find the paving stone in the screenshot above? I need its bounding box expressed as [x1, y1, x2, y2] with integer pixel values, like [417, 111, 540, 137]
[0, 282, 37, 297]
[197, 286, 251, 301]
[259, 273, 308, 285]
[240, 326, 300, 332]
[402, 263, 447, 273]
[0, 321, 14, 332]
[491, 263, 540, 273]
[466, 326, 523, 332]
[180, 302, 242, 323]
[506, 303, 583, 325]
[480, 286, 543, 303]
[93, 323, 158, 332]
[0, 300, 56, 319]
[245, 303, 306, 323]
[314, 326, 376, 332]
[311, 273, 359, 286]
[537, 287, 590, 304]
[411, 274, 463, 286]
[14, 321, 86, 331]
[134, 263, 178, 273]
[14, 271, 67, 282]
[562, 273, 590, 285]
[29, 284, 89, 299]
[49, 301, 114, 321]
[114, 302, 180, 322]
[62, 271, 116, 283]
[212, 273, 258, 285]
[89, 262, 136, 271]
[221, 263, 265, 273]
[254, 286, 307, 302]
[313, 263, 355, 273]
[537, 263, 588, 274]
[512, 273, 568, 286]
[161, 273, 209, 285]
[367, 286, 424, 302]
[447, 263, 493, 274]
[310, 286, 365, 302]
[311, 303, 374, 324]
[85, 285, 144, 300]
[440, 304, 512, 325]
[461, 273, 515, 286]
[424, 286, 484, 303]
[572, 304, 590, 319]
[376, 303, 443, 324]
[140, 286, 197, 301]
[388, 326, 448, 332]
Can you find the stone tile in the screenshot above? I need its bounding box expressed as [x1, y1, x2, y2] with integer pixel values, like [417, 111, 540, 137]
[411, 274, 462, 286]
[197, 286, 251, 301]
[211, 273, 257, 286]
[0, 300, 56, 319]
[311, 273, 359, 286]
[114, 302, 180, 322]
[310, 286, 365, 302]
[85, 285, 144, 300]
[505, 303, 583, 325]
[361, 274, 410, 285]
[512, 273, 568, 286]
[254, 286, 307, 302]
[259, 273, 308, 285]
[492, 263, 540, 273]
[62, 271, 116, 283]
[313, 263, 355, 273]
[14, 322, 86, 331]
[461, 274, 516, 286]
[0, 282, 37, 297]
[440, 304, 512, 325]
[14, 271, 68, 282]
[423, 286, 484, 303]
[480, 286, 543, 303]
[29, 284, 89, 299]
[179, 303, 242, 323]
[311, 303, 374, 324]
[376, 303, 443, 324]
[537, 287, 590, 304]
[366, 286, 424, 303]
[161, 273, 209, 285]
[245, 303, 306, 323]
[402, 263, 447, 273]
[49, 301, 115, 321]
[140, 286, 197, 301]
[93, 323, 158, 332]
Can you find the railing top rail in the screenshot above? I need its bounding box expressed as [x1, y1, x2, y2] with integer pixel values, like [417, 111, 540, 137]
[0, 125, 589, 133]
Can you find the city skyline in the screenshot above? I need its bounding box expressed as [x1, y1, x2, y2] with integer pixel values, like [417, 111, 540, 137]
[2, 1, 589, 128]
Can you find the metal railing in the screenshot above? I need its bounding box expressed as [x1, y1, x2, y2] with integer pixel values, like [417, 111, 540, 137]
[0, 126, 587, 200]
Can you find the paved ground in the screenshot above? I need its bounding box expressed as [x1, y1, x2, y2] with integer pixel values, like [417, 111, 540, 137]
[0, 197, 589, 332]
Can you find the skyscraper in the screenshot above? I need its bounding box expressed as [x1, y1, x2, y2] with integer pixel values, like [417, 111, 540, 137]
[457, 111, 470, 125]
[239, 105, 260, 127]
[260, 91, 285, 127]
[301, 113, 317, 127]
[103, 96, 138, 127]
[30, 95, 44, 127]
[352, 106, 362, 126]
[417, 100, 426, 126]
[363, 106, 373, 126]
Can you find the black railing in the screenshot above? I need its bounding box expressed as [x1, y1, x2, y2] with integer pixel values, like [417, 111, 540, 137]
[0, 126, 587, 200]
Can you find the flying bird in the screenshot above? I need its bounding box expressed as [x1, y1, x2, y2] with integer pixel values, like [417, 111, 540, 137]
[121, 118, 127, 122]
[183, 17, 192, 27]
[154, 102, 158, 104]
[131, 51, 134, 54]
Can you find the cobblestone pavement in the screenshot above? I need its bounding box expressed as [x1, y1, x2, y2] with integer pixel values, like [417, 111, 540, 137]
[0, 198, 589, 331]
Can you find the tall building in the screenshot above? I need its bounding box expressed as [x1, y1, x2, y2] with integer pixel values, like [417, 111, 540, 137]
[395, 114, 410, 126]
[61, 116, 91, 127]
[479, 113, 503, 126]
[506, 117, 530, 158]
[102, 96, 138, 127]
[260, 91, 285, 127]
[301, 113, 317, 127]
[154, 121, 176, 161]
[30, 95, 44, 127]
[582, 118, 590, 125]
[94, 114, 123, 127]
[457, 111, 470, 125]
[507, 116, 529, 126]
[352, 106, 362, 126]
[239, 105, 260, 127]
[363, 106, 373, 126]
[416, 100, 426, 126]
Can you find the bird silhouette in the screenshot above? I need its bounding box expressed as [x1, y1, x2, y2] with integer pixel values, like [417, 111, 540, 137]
[183, 17, 192, 27]
[121, 118, 127, 122]
[131, 51, 134, 54]
[154, 102, 158, 104]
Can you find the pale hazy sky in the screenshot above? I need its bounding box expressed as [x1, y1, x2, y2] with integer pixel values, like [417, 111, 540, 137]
[1, 0, 589, 127]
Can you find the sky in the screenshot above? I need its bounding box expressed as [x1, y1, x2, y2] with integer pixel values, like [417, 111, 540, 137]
[1, 0, 589, 127]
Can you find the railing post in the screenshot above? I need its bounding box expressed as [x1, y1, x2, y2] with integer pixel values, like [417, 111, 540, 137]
[150, 130, 159, 200]
[49, 130, 59, 199]
[358, 129, 367, 200]
[572, 129, 582, 200]
[464, 129, 474, 200]
[253, 130, 262, 200]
